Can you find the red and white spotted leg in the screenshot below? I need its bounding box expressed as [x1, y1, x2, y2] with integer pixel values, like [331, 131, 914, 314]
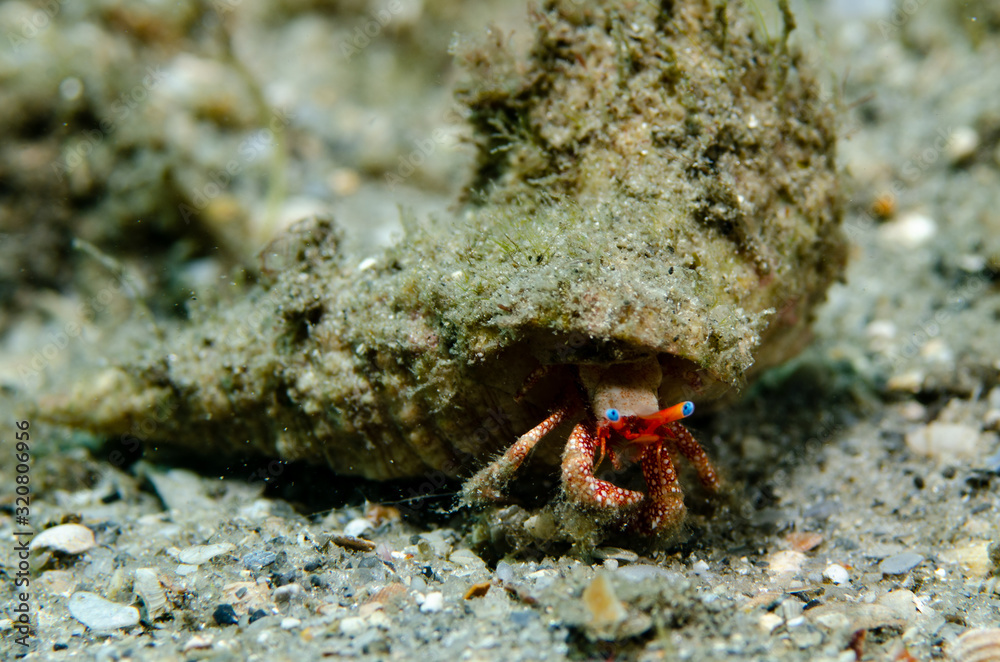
[461, 404, 571, 504]
[561, 422, 643, 509]
[635, 443, 686, 535]
[663, 421, 720, 491]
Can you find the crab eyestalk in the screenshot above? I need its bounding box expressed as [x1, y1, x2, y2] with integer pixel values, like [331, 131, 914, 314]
[605, 400, 694, 433]
[602, 401, 696, 450]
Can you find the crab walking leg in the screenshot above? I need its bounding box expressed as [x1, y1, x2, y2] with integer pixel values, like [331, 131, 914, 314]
[461, 404, 572, 504]
[663, 421, 720, 491]
[561, 422, 643, 509]
[635, 443, 686, 535]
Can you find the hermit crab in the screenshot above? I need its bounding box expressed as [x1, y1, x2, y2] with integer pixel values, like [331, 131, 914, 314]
[461, 358, 719, 539]
[37, 0, 846, 548]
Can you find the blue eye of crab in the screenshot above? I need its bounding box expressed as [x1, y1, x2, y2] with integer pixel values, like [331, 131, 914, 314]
[682, 401, 694, 417]
[605, 408, 620, 422]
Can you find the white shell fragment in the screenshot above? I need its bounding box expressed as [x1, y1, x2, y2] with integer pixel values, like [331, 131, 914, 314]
[67, 591, 140, 631]
[343, 518, 373, 538]
[133, 568, 168, 620]
[582, 574, 627, 631]
[946, 126, 979, 163]
[878, 212, 937, 249]
[905, 422, 980, 461]
[950, 628, 1000, 662]
[823, 564, 851, 585]
[30, 524, 96, 555]
[419, 591, 444, 614]
[177, 542, 235, 565]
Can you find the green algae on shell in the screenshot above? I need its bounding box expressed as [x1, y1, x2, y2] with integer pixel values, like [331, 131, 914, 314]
[40, 0, 846, 526]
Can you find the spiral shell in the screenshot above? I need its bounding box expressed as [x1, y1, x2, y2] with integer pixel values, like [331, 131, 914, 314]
[39, 0, 845, 490]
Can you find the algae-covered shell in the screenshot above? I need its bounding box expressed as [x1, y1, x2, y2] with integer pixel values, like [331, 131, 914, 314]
[40, 0, 845, 483]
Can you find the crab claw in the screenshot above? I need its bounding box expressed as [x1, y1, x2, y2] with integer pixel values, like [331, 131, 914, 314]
[561, 422, 643, 509]
[636, 443, 686, 535]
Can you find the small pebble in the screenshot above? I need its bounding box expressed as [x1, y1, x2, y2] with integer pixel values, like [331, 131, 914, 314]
[464, 581, 491, 600]
[946, 126, 979, 163]
[368, 610, 390, 628]
[31, 524, 95, 555]
[786, 531, 824, 552]
[242, 550, 277, 571]
[344, 518, 373, 537]
[779, 598, 804, 621]
[510, 610, 537, 627]
[982, 449, 1000, 473]
[906, 422, 980, 460]
[787, 621, 824, 649]
[878, 589, 918, 619]
[887, 370, 925, 393]
[865, 319, 896, 342]
[280, 617, 301, 630]
[59, 76, 84, 100]
[941, 542, 992, 578]
[330, 535, 376, 552]
[614, 564, 680, 583]
[878, 212, 936, 249]
[183, 634, 213, 651]
[420, 591, 444, 613]
[449, 548, 486, 569]
[329, 168, 361, 196]
[273, 583, 303, 602]
[67, 592, 140, 631]
[133, 568, 167, 619]
[880, 552, 925, 576]
[248, 609, 269, 624]
[758, 612, 783, 634]
[273, 569, 298, 586]
[495, 561, 515, 584]
[340, 616, 366, 635]
[178, 543, 234, 565]
[767, 550, 807, 576]
[823, 564, 850, 585]
[956, 253, 987, 273]
[815, 612, 850, 630]
[582, 574, 627, 630]
[213, 603, 239, 626]
[593, 547, 640, 564]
